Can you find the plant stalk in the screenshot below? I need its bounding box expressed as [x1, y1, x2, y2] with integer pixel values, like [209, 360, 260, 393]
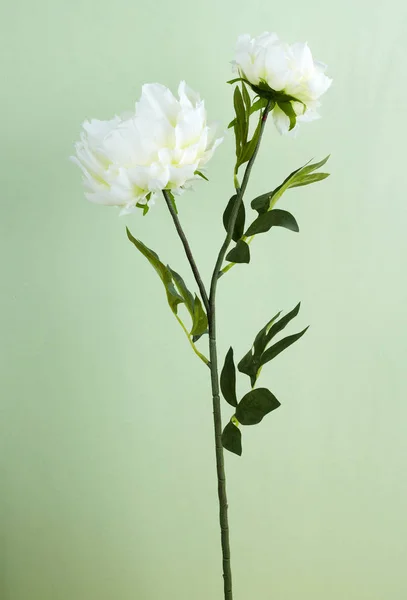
[164, 101, 271, 600]
[207, 100, 272, 600]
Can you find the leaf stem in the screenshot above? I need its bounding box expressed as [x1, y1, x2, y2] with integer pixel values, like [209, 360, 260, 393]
[175, 314, 210, 366]
[162, 190, 210, 314]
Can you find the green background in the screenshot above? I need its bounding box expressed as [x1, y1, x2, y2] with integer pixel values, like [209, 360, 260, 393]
[1, 1, 407, 599]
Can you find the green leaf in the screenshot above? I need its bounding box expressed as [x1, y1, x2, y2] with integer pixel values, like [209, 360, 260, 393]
[251, 79, 275, 96]
[238, 305, 303, 387]
[250, 156, 331, 214]
[241, 82, 251, 142]
[299, 155, 330, 177]
[237, 113, 262, 167]
[264, 303, 301, 347]
[220, 348, 238, 407]
[237, 348, 256, 379]
[223, 195, 246, 242]
[233, 86, 247, 151]
[277, 101, 297, 131]
[136, 201, 150, 216]
[245, 209, 299, 236]
[225, 239, 250, 264]
[250, 191, 274, 214]
[192, 332, 207, 343]
[249, 97, 268, 115]
[168, 267, 195, 316]
[167, 268, 208, 337]
[227, 77, 247, 85]
[242, 82, 251, 113]
[233, 122, 241, 158]
[165, 190, 178, 214]
[252, 311, 282, 358]
[260, 327, 309, 367]
[235, 388, 280, 425]
[289, 173, 330, 188]
[191, 295, 208, 336]
[222, 420, 242, 456]
[126, 228, 183, 313]
[194, 170, 209, 182]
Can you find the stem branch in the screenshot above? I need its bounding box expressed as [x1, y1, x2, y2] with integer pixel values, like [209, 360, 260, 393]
[163, 190, 210, 314]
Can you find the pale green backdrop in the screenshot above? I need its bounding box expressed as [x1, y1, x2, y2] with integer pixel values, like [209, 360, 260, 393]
[1, 1, 407, 599]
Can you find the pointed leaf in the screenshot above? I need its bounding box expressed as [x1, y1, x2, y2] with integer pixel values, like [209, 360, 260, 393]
[289, 173, 330, 188]
[192, 331, 207, 343]
[233, 86, 247, 150]
[222, 420, 242, 456]
[195, 170, 209, 181]
[136, 201, 150, 216]
[233, 121, 241, 158]
[299, 155, 330, 177]
[242, 82, 251, 113]
[225, 239, 250, 264]
[227, 77, 247, 85]
[237, 348, 256, 378]
[252, 311, 282, 358]
[238, 305, 303, 387]
[277, 101, 297, 131]
[166, 190, 178, 214]
[168, 267, 195, 316]
[236, 388, 280, 425]
[250, 156, 330, 214]
[220, 348, 238, 407]
[249, 97, 268, 115]
[241, 83, 251, 142]
[260, 327, 309, 367]
[190, 295, 208, 336]
[264, 303, 301, 346]
[237, 113, 262, 167]
[251, 191, 274, 214]
[245, 209, 299, 236]
[126, 228, 183, 313]
[223, 195, 246, 242]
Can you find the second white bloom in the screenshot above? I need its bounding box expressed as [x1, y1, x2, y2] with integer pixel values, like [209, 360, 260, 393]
[234, 33, 332, 134]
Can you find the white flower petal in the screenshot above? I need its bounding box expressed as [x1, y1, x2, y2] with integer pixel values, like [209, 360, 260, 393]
[178, 81, 201, 110]
[233, 32, 332, 134]
[136, 83, 180, 125]
[73, 81, 222, 215]
[272, 105, 291, 135]
[175, 106, 206, 149]
[168, 164, 197, 189]
[290, 42, 314, 73]
[85, 190, 124, 206]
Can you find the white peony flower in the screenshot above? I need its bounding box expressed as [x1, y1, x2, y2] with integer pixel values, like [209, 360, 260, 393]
[72, 82, 223, 215]
[233, 33, 332, 135]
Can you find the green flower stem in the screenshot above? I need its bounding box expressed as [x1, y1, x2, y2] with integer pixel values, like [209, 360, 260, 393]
[162, 190, 210, 314]
[219, 172, 288, 278]
[164, 101, 271, 600]
[207, 100, 272, 600]
[175, 314, 210, 366]
[221, 125, 291, 279]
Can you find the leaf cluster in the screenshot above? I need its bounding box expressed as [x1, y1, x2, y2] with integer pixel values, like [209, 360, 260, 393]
[220, 304, 308, 455]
